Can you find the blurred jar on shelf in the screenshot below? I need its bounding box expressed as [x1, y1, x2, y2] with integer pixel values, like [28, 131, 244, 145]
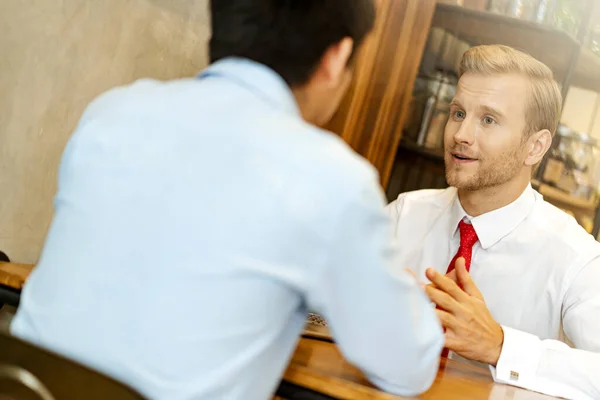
[423, 75, 455, 150]
[404, 72, 456, 150]
[533, 0, 556, 24]
[551, 0, 585, 37]
[586, 23, 600, 57]
[542, 125, 600, 201]
[488, 0, 510, 14]
[488, 0, 559, 25]
[507, 0, 540, 20]
[463, 0, 488, 11]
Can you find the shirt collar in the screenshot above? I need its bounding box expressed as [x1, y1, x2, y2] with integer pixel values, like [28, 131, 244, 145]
[448, 184, 537, 249]
[198, 57, 301, 117]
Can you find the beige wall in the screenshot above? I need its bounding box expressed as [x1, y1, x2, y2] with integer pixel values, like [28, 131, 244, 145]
[562, 86, 600, 139]
[0, 0, 211, 263]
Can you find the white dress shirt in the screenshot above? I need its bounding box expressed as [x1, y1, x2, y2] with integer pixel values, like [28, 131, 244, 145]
[10, 58, 443, 399]
[387, 185, 600, 400]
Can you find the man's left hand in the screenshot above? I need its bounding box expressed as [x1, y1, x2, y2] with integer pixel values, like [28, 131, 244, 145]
[425, 258, 504, 366]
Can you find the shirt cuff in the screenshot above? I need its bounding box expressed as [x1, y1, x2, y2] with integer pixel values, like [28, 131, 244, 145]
[489, 325, 542, 387]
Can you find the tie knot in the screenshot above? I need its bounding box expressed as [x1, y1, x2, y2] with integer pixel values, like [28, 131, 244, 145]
[458, 220, 479, 248]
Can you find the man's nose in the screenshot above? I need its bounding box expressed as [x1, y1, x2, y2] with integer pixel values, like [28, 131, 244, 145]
[453, 119, 475, 145]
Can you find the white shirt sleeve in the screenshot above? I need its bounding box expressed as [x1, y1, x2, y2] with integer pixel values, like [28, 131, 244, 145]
[309, 178, 444, 397]
[490, 257, 600, 400]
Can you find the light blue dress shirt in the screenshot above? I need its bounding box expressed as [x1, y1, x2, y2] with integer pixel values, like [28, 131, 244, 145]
[11, 58, 443, 399]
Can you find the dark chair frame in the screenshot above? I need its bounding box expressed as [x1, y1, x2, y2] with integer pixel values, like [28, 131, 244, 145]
[0, 251, 20, 309]
[0, 333, 145, 400]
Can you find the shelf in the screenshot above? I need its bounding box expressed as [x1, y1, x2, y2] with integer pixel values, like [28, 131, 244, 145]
[572, 48, 600, 92]
[431, 4, 586, 90]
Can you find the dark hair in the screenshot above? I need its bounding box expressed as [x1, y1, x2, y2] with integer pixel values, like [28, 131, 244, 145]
[209, 0, 376, 87]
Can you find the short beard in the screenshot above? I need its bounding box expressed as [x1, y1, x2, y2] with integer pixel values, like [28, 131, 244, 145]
[445, 147, 524, 191]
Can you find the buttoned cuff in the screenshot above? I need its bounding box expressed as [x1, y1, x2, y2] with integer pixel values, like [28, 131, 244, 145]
[488, 325, 542, 387]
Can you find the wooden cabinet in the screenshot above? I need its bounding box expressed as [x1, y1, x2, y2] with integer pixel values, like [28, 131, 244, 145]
[325, 0, 437, 187]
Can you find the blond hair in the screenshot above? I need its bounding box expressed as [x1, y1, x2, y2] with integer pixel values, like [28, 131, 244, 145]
[458, 45, 562, 137]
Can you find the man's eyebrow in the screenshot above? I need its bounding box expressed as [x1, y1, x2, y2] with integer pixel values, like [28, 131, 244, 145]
[449, 99, 463, 108]
[480, 105, 505, 118]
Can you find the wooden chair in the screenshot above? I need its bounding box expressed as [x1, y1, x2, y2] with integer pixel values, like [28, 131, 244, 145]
[0, 332, 145, 400]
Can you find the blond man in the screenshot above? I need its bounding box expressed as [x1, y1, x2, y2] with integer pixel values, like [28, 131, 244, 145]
[387, 45, 600, 399]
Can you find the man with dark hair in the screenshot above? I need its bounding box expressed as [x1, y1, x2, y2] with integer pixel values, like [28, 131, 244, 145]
[12, 1, 443, 399]
[210, 0, 374, 86]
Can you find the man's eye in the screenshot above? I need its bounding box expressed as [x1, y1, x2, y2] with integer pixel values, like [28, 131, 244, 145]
[483, 116, 496, 125]
[454, 110, 466, 119]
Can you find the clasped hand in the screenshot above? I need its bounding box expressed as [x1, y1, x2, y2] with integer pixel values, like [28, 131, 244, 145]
[423, 258, 504, 366]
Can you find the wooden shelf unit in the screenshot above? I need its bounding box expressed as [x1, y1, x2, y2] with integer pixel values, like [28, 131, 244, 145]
[430, 3, 600, 94]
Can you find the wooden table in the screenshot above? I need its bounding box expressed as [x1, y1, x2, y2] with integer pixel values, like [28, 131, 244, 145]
[283, 335, 557, 399]
[0, 265, 561, 399]
[0, 262, 33, 290]
[0, 262, 34, 307]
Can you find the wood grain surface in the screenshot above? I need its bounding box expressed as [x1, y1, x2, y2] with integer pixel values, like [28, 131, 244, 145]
[0, 262, 33, 290]
[284, 337, 558, 399]
[326, 0, 436, 188]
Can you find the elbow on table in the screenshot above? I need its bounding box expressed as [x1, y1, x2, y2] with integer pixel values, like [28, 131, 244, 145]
[402, 352, 440, 396]
[379, 346, 441, 395]
[359, 329, 444, 396]
[407, 326, 445, 394]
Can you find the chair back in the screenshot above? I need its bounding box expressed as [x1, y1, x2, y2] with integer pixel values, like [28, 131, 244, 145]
[0, 333, 145, 400]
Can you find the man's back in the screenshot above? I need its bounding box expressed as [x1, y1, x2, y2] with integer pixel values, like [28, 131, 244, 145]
[11, 59, 443, 399]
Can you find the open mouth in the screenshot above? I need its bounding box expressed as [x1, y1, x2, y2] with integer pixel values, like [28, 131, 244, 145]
[452, 153, 477, 163]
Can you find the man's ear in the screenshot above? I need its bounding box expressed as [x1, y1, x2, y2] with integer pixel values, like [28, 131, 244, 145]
[311, 37, 353, 88]
[525, 129, 552, 166]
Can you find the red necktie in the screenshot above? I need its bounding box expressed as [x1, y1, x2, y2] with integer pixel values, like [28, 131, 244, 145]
[447, 220, 479, 273]
[441, 220, 479, 359]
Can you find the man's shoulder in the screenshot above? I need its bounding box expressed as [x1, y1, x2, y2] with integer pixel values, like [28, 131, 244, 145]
[313, 131, 383, 204]
[318, 130, 376, 177]
[83, 78, 195, 117]
[280, 122, 380, 186]
[531, 195, 600, 256]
